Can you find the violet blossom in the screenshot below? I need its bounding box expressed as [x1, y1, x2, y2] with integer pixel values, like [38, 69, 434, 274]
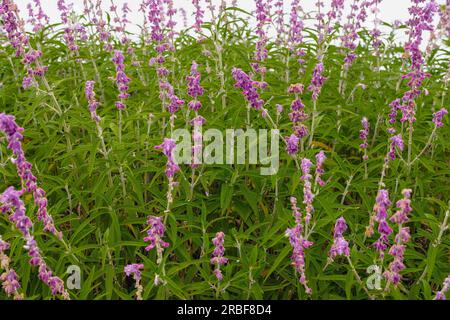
[85, 81, 101, 122]
[371, 189, 393, 258]
[124, 263, 144, 300]
[286, 197, 313, 295]
[0, 113, 62, 239]
[232, 67, 266, 113]
[432, 108, 448, 128]
[301, 158, 314, 226]
[112, 50, 131, 110]
[192, 0, 204, 34]
[315, 151, 326, 187]
[435, 275, 450, 300]
[329, 217, 350, 260]
[384, 189, 413, 285]
[210, 231, 228, 281]
[143, 216, 169, 265]
[360, 117, 370, 160]
[0, 187, 69, 299]
[0, 237, 23, 300]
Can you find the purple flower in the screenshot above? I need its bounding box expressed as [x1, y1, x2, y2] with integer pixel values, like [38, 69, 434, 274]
[155, 138, 180, 178]
[301, 158, 314, 225]
[85, 81, 101, 122]
[124, 263, 144, 300]
[329, 217, 350, 260]
[359, 117, 370, 152]
[435, 275, 450, 300]
[192, 0, 204, 33]
[232, 68, 265, 113]
[187, 61, 204, 99]
[286, 197, 313, 295]
[252, 0, 270, 74]
[285, 134, 299, 155]
[0, 113, 62, 239]
[308, 63, 327, 101]
[144, 216, 169, 264]
[433, 108, 448, 128]
[315, 151, 326, 187]
[371, 190, 393, 257]
[211, 231, 228, 281]
[387, 134, 404, 162]
[0, 187, 68, 299]
[390, 189, 413, 225]
[112, 50, 131, 110]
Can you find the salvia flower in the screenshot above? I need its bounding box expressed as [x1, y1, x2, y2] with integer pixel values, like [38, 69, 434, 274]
[155, 138, 180, 178]
[124, 263, 144, 300]
[0, 113, 62, 239]
[432, 108, 448, 128]
[232, 67, 265, 113]
[285, 134, 300, 155]
[0, 187, 69, 299]
[143, 216, 169, 265]
[371, 189, 393, 257]
[0, 237, 23, 300]
[315, 151, 326, 187]
[286, 197, 313, 295]
[329, 217, 350, 260]
[210, 231, 228, 281]
[112, 50, 131, 110]
[301, 158, 314, 226]
[85, 81, 101, 122]
[192, 0, 204, 34]
[308, 63, 327, 101]
[387, 134, 404, 162]
[252, 0, 270, 75]
[384, 189, 413, 285]
[359, 117, 370, 160]
[435, 275, 450, 300]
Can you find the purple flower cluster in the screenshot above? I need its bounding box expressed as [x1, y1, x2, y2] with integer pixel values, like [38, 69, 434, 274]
[252, 0, 270, 75]
[286, 197, 313, 295]
[435, 275, 450, 300]
[85, 81, 101, 123]
[372, 190, 393, 258]
[155, 138, 180, 178]
[384, 189, 413, 285]
[285, 134, 300, 155]
[143, 216, 169, 264]
[112, 50, 131, 110]
[26, 0, 49, 32]
[0, 1, 49, 89]
[0, 113, 62, 239]
[0, 237, 23, 300]
[360, 117, 370, 160]
[289, 0, 306, 63]
[232, 67, 266, 115]
[287, 83, 309, 148]
[308, 63, 327, 101]
[187, 61, 204, 111]
[124, 263, 144, 300]
[315, 151, 326, 187]
[432, 108, 448, 128]
[0, 187, 69, 299]
[274, 0, 285, 44]
[301, 158, 314, 226]
[192, 0, 204, 33]
[387, 134, 404, 162]
[211, 231, 228, 281]
[329, 217, 350, 260]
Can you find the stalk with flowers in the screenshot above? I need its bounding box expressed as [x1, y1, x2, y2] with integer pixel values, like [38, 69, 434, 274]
[0, 0, 448, 301]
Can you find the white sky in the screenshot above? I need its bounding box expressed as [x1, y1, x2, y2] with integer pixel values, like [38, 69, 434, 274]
[17, 0, 446, 43]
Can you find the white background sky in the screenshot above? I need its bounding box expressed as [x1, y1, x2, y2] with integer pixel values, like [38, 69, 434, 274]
[17, 0, 446, 43]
